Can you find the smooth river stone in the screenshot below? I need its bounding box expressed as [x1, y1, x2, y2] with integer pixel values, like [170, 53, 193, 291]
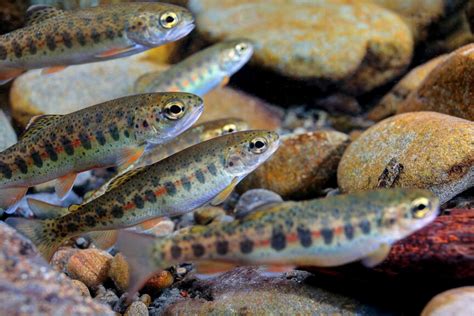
[368, 54, 448, 121]
[9, 52, 168, 128]
[422, 287, 474, 316]
[396, 44, 474, 121]
[238, 131, 350, 199]
[0, 110, 17, 151]
[337, 112, 474, 204]
[189, 0, 413, 94]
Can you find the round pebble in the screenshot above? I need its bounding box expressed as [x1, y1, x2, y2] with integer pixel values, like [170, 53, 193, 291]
[421, 287, 474, 316]
[234, 189, 283, 219]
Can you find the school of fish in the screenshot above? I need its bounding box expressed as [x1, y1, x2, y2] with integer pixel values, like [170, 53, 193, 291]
[0, 92, 203, 213]
[7, 131, 280, 259]
[0, 2, 195, 84]
[0, 1, 445, 302]
[117, 188, 440, 293]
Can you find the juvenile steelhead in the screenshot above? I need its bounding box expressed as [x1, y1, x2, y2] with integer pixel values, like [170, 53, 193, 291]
[116, 189, 439, 293]
[7, 130, 280, 259]
[0, 92, 203, 211]
[86, 118, 250, 203]
[134, 39, 253, 95]
[0, 3, 195, 84]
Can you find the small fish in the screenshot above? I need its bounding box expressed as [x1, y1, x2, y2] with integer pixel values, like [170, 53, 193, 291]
[0, 92, 203, 211]
[7, 130, 280, 260]
[0, 3, 195, 84]
[116, 188, 439, 294]
[134, 39, 254, 95]
[85, 118, 250, 203]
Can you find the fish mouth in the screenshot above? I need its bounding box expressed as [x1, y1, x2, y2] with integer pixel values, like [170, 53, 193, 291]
[167, 21, 195, 42]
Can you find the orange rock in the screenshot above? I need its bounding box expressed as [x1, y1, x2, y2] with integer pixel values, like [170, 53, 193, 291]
[66, 249, 112, 289]
[396, 44, 474, 120]
[368, 54, 448, 121]
[198, 87, 282, 130]
[338, 112, 474, 203]
[108, 253, 129, 293]
[50, 247, 80, 273]
[144, 270, 174, 291]
[238, 131, 349, 199]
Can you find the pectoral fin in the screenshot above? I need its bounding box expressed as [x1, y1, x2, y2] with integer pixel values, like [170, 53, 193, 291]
[210, 177, 238, 206]
[361, 243, 391, 268]
[55, 173, 77, 199]
[96, 46, 138, 59]
[220, 76, 230, 87]
[0, 68, 24, 84]
[41, 66, 67, 75]
[116, 147, 145, 170]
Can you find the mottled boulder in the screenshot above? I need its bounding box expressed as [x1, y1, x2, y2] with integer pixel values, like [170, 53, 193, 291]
[367, 55, 448, 121]
[337, 112, 474, 204]
[0, 110, 17, 151]
[422, 287, 474, 316]
[0, 221, 113, 315]
[372, 0, 469, 41]
[239, 131, 349, 199]
[189, 0, 413, 94]
[396, 44, 474, 121]
[157, 267, 389, 315]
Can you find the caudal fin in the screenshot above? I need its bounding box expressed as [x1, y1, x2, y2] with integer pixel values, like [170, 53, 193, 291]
[6, 217, 64, 261]
[116, 230, 168, 296]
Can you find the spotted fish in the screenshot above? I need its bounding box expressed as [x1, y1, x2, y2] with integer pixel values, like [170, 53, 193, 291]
[134, 39, 253, 95]
[85, 118, 250, 203]
[116, 188, 439, 294]
[0, 92, 203, 212]
[7, 130, 280, 260]
[0, 3, 195, 84]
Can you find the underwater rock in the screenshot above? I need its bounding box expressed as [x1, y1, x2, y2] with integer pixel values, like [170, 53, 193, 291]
[372, 0, 469, 41]
[239, 131, 350, 199]
[0, 0, 27, 34]
[51, 247, 80, 273]
[9, 53, 167, 127]
[144, 271, 175, 293]
[338, 112, 474, 204]
[421, 287, 474, 316]
[94, 285, 119, 308]
[71, 279, 91, 298]
[66, 248, 113, 289]
[189, 0, 413, 94]
[194, 206, 226, 225]
[160, 267, 390, 315]
[396, 44, 474, 121]
[0, 222, 113, 315]
[0, 110, 17, 151]
[367, 54, 448, 121]
[198, 87, 283, 130]
[124, 301, 149, 316]
[109, 253, 130, 293]
[234, 189, 283, 219]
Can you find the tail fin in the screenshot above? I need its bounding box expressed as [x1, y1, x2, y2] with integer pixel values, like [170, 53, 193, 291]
[116, 230, 168, 296]
[6, 217, 64, 261]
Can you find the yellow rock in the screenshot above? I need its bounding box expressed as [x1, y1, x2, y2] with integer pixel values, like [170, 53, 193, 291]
[108, 253, 129, 293]
[189, 0, 414, 94]
[421, 287, 474, 316]
[337, 112, 474, 204]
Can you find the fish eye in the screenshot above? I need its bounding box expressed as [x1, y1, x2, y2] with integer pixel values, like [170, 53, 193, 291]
[410, 197, 430, 219]
[160, 11, 179, 29]
[249, 137, 268, 154]
[164, 101, 185, 120]
[223, 124, 237, 134]
[235, 43, 248, 54]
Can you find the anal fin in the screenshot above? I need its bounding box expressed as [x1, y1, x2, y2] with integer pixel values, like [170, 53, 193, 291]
[0, 68, 24, 84]
[55, 173, 77, 199]
[211, 177, 238, 206]
[87, 230, 118, 250]
[361, 243, 391, 268]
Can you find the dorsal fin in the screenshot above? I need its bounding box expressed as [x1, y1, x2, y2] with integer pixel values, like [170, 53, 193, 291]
[21, 114, 62, 139]
[105, 166, 148, 193]
[25, 5, 65, 26]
